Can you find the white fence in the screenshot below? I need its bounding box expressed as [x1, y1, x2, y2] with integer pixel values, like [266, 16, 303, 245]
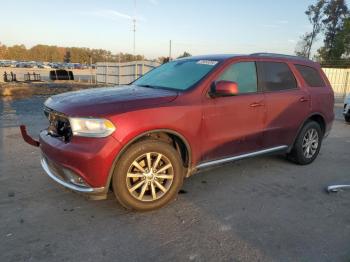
[96, 61, 160, 85]
[322, 68, 350, 98]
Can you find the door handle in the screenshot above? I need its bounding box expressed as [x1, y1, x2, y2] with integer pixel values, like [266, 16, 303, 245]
[250, 102, 264, 107]
[299, 97, 309, 102]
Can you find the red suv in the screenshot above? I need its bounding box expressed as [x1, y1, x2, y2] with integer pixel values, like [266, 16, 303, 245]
[21, 53, 334, 211]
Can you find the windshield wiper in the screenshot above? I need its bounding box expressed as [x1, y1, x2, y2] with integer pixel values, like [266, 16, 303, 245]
[137, 84, 154, 88]
[136, 84, 165, 89]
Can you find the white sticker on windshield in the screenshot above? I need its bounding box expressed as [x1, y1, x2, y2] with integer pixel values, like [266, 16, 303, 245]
[197, 60, 218, 66]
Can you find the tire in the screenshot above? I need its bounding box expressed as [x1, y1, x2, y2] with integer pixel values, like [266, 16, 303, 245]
[112, 139, 184, 211]
[287, 121, 323, 165]
[345, 115, 350, 123]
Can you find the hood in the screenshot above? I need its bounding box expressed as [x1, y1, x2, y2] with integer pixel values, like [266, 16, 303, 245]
[44, 85, 178, 117]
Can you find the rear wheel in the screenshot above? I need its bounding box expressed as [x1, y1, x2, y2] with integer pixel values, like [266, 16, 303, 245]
[287, 121, 322, 165]
[112, 140, 184, 211]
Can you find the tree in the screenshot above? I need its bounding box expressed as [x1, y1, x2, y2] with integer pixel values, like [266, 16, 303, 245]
[332, 17, 350, 58]
[295, 33, 313, 57]
[1, 43, 146, 63]
[157, 57, 170, 64]
[177, 51, 192, 59]
[306, 0, 326, 58]
[0, 42, 8, 59]
[319, 0, 349, 60]
[343, 18, 350, 56]
[64, 50, 71, 63]
[7, 44, 27, 61]
[295, 0, 326, 58]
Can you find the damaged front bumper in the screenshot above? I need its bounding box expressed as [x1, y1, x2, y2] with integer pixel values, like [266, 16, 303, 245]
[20, 125, 121, 200]
[20, 125, 40, 147]
[40, 155, 106, 194]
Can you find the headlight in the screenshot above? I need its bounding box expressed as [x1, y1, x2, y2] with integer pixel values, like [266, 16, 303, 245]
[69, 117, 116, 137]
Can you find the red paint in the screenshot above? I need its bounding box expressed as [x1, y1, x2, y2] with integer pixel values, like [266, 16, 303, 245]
[20, 125, 40, 147]
[37, 55, 334, 188]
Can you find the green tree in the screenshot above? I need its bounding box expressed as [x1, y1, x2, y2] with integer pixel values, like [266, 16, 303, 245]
[332, 17, 350, 58]
[319, 0, 349, 60]
[343, 18, 350, 56]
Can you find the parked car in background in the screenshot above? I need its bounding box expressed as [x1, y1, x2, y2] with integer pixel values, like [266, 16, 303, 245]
[0, 60, 13, 67]
[37, 63, 51, 69]
[21, 53, 334, 211]
[344, 94, 350, 123]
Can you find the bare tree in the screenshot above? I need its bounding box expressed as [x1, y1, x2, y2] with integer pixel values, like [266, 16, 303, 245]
[295, 33, 313, 57]
[296, 0, 326, 58]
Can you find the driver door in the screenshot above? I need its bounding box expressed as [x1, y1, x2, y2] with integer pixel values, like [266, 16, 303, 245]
[201, 61, 266, 161]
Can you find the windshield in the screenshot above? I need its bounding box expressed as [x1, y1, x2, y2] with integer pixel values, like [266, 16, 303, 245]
[133, 59, 220, 91]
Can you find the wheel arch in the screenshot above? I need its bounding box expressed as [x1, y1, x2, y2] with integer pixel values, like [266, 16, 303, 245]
[106, 129, 193, 189]
[289, 112, 326, 152]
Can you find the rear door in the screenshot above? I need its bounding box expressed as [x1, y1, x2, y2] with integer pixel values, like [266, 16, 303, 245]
[257, 61, 311, 148]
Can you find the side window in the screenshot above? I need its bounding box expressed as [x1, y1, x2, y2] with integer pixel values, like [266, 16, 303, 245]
[295, 64, 325, 87]
[218, 62, 257, 93]
[257, 62, 297, 92]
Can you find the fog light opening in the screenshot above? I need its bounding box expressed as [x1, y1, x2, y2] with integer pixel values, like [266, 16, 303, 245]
[62, 168, 89, 188]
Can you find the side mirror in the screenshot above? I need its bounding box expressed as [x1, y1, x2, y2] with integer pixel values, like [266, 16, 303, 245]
[211, 80, 239, 97]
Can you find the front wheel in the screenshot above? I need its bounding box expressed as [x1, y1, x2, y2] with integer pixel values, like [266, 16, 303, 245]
[112, 140, 184, 211]
[287, 121, 323, 165]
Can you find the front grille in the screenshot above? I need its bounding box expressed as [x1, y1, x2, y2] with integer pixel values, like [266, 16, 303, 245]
[44, 106, 72, 142]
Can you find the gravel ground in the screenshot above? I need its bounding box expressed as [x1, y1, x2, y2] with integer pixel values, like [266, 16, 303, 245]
[0, 94, 349, 262]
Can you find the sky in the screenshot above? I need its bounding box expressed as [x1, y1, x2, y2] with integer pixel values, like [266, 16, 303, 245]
[0, 0, 326, 59]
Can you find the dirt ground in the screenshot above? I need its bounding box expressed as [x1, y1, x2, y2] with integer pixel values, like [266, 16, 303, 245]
[0, 68, 95, 82]
[0, 82, 106, 98]
[0, 91, 349, 262]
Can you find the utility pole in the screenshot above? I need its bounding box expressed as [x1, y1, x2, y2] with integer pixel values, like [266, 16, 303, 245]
[133, 0, 136, 60]
[89, 55, 92, 84]
[105, 54, 108, 84]
[118, 53, 121, 86]
[169, 40, 172, 61]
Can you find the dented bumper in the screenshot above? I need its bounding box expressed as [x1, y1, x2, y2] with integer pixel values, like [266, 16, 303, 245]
[40, 155, 106, 194]
[20, 125, 123, 198]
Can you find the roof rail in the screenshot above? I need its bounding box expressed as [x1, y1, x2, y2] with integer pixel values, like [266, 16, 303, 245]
[250, 53, 311, 61]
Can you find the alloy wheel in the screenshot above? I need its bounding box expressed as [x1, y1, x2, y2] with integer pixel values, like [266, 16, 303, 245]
[302, 128, 319, 159]
[126, 152, 174, 202]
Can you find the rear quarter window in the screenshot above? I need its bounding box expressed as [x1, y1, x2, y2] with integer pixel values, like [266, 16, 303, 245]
[295, 64, 326, 87]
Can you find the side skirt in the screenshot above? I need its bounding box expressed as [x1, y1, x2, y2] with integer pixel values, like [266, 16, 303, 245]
[196, 145, 288, 170]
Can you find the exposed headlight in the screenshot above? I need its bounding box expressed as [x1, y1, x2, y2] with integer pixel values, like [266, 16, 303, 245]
[69, 117, 116, 137]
